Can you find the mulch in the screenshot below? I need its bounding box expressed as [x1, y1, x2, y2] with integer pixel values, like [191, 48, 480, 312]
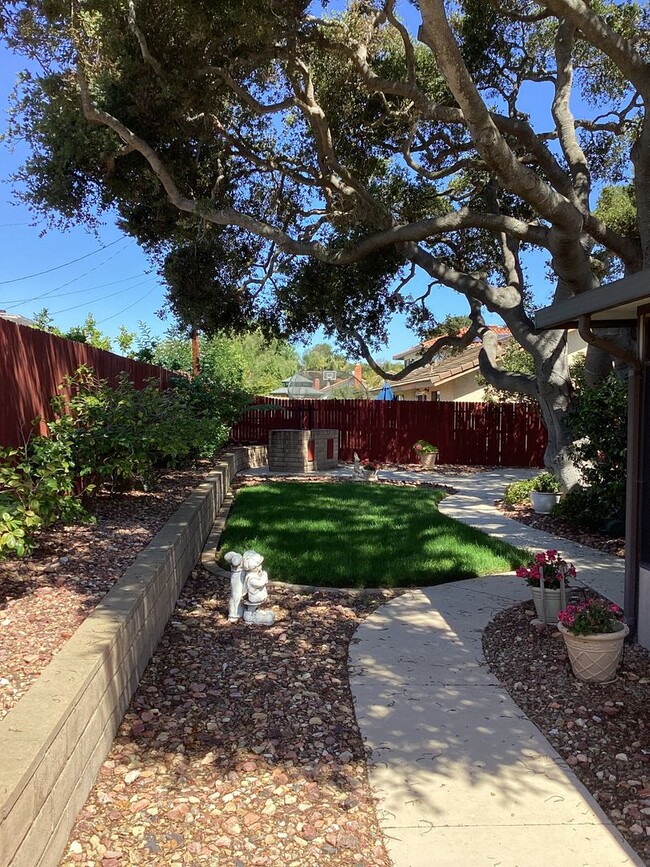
[61, 569, 396, 866]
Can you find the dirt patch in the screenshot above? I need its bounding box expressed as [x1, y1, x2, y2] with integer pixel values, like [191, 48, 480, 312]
[0, 463, 215, 720]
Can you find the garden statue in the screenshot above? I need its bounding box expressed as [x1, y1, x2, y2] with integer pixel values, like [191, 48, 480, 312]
[352, 452, 364, 480]
[225, 548, 275, 626]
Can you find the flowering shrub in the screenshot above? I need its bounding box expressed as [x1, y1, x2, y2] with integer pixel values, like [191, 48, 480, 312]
[413, 440, 438, 454]
[515, 549, 575, 589]
[558, 598, 624, 636]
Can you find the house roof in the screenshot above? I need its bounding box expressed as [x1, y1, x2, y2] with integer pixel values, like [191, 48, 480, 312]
[268, 367, 366, 399]
[392, 325, 511, 360]
[0, 310, 37, 328]
[535, 271, 649, 330]
[392, 336, 513, 392]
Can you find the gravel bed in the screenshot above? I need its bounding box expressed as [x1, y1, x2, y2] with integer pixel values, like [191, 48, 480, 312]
[496, 500, 625, 558]
[61, 567, 397, 867]
[483, 601, 650, 864]
[0, 463, 214, 719]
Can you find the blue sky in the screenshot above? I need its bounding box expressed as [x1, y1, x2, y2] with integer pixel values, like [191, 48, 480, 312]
[0, 29, 550, 361]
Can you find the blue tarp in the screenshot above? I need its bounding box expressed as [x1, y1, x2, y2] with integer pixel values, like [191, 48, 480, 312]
[375, 381, 395, 400]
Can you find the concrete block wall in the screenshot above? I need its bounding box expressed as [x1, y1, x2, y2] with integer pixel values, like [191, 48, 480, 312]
[0, 445, 267, 867]
[268, 429, 338, 472]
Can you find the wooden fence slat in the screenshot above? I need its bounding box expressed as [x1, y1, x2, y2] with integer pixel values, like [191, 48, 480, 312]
[230, 396, 546, 467]
[0, 318, 173, 448]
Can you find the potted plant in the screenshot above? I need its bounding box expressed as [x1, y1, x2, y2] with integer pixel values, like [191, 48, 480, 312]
[558, 597, 628, 682]
[529, 472, 561, 514]
[413, 440, 439, 468]
[362, 462, 378, 481]
[516, 549, 574, 624]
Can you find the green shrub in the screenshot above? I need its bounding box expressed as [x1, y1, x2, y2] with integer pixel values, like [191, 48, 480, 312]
[563, 372, 627, 530]
[0, 438, 92, 559]
[554, 486, 612, 531]
[531, 472, 561, 493]
[0, 364, 250, 558]
[503, 477, 537, 507]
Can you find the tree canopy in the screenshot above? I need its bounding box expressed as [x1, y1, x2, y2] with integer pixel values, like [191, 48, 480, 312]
[2, 0, 649, 479]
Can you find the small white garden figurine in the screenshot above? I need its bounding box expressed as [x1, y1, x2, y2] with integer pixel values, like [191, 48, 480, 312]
[225, 551, 246, 621]
[353, 452, 364, 480]
[225, 549, 275, 626]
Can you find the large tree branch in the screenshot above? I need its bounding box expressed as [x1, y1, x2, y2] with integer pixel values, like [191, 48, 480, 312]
[350, 303, 484, 382]
[418, 0, 582, 235]
[537, 0, 650, 96]
[329, 25, 573, 198]
[478, 330, 539, 398]
[552, 21, 591, 210]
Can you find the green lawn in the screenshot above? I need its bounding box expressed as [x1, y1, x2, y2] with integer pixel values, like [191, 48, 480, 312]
[217, 482, 529, 588]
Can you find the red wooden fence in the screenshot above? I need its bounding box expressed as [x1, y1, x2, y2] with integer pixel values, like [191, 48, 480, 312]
[0, 318, 173, 448]
[230, 397, 547, 467]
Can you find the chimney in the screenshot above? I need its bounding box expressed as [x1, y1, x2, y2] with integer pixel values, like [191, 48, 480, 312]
[314, 378, 320, 391]
[353, 363, 362, 384]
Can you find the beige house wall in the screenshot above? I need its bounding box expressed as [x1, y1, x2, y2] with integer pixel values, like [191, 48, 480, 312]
[393, 331, 587, 402]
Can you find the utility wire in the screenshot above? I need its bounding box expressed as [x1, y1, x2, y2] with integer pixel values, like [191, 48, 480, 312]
[97, 284, 160, 323]
[0, 237, 126, 285]
[1, 270, 147, 306]
[0, 241, 135, 307]
[48, 278, 156, 316]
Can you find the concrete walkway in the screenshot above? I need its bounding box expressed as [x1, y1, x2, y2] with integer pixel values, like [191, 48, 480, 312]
[346, 468, 640, 866]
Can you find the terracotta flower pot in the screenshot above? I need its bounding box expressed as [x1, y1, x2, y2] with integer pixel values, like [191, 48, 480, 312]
[558, 622, 629, 683]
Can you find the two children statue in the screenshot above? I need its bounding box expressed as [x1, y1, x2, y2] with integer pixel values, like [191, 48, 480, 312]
[225, 549, 275, 626]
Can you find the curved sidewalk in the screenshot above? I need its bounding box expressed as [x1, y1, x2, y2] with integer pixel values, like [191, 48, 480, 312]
[349, 469, 640, 866]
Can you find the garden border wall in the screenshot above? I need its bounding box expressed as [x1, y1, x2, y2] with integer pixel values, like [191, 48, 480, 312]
[0, 445, 267, 867]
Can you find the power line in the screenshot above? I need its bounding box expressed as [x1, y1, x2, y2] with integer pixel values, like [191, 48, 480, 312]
[1, 270, 146, 306]
[0, 243, 137, 307]
[0, 222, 30, 228]
[0, 237, 126, 285]
[48, 278, 156, 316]
[97, 284, 160, 323]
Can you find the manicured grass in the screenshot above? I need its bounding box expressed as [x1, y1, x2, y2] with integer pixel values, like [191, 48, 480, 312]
[218, 482, 530, 588]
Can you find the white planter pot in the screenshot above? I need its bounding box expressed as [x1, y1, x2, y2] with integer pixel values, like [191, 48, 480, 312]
[363, 469, 378, 482]
[558, 622, 629, 682]
[530, 491, 561, 514]
[418, 452, 438, 468]
[530, 586, 565, 624]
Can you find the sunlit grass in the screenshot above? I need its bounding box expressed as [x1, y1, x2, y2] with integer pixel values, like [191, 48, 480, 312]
[217, 482, 529, 588]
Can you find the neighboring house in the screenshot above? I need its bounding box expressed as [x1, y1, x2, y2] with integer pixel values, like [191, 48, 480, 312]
[0, 309, 38, 328]
[269, 363, 367, 399]
[388, 327, 586, 402]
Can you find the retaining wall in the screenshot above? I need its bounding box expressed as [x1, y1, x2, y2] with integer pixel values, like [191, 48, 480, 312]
[0, 446, 267, 867]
